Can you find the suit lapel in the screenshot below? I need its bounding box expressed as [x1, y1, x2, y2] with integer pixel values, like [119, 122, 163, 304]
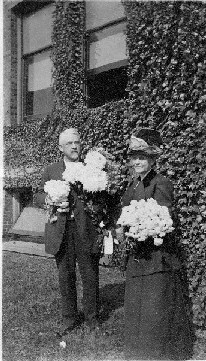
[62, 160, 82, 216]
[57, 159, 79, 212]
[59, 159, 65, 180]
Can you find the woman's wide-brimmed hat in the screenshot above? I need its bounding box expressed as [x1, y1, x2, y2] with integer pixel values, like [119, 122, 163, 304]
[128, 128, 163, 157]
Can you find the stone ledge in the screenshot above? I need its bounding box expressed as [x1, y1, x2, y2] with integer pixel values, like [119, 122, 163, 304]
[2, 240, 112, 266]
[3, 241, 54, 258]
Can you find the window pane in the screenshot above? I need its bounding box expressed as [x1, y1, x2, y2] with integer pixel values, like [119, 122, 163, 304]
[25, 87, 53, 117]
[23, 4, 54, 54]
[86, 0, 125, 30]
[87, 66, 128, 108]
[27, 51, 53, 91]
[89, 22, 127, 70]
[24, 50, 53, 117]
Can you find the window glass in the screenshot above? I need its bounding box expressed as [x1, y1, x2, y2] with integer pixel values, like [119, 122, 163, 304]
[24, 50, 53, 117]
[22, 4, 54, 118]
[27, 51, 53, 91]
[23, 4, 53, 54]
[86, 0, 125, 30]
[86, 20, 128, 108]
[87, 67, 128, 108]
[89, 22, 127, 71]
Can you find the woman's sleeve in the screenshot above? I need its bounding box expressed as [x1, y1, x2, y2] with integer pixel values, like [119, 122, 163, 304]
[154, 177, 174, 215]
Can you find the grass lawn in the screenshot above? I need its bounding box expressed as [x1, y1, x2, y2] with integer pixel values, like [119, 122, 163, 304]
[2, 252, 206, 361]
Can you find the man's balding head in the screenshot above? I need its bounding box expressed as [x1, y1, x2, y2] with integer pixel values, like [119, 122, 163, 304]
[59, 128, 81, 162]
[59, 128, 80, 146]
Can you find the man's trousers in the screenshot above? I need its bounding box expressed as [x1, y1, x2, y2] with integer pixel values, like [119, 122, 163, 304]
[55, 220, 100, 324]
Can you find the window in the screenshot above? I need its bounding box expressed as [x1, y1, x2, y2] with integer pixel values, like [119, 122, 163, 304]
[22, 4, 54, 118]
[85, 1, 128, 108]
[12, 188, 33, 224]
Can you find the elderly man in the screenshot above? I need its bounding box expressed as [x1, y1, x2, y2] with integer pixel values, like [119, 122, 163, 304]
[36, 128, 100, 335]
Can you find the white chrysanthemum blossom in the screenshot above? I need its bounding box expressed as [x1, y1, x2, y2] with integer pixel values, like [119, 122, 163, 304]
[59, 340, 67, 349]
[154, 237, 164, 246]
[81, 166, 108, 192]
[117, 198, 174, 246]
[44, 180, 70, 204]
[84, 150, 107, 170]
[62, 162, 85, 184]
[99, 221, 105, 228]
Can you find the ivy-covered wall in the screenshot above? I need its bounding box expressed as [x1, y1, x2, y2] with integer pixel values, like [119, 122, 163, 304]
[4, 1, 206, 327]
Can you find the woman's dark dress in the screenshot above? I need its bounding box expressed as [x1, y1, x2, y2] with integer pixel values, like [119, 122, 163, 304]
[122, 169, 193, 360]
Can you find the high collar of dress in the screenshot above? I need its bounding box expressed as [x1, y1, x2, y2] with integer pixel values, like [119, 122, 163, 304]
[129, 169, 157, 188]
[142, 168, 157, 187]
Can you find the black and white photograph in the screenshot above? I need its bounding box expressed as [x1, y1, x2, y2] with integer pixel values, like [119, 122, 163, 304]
[2, 0, 206, 360]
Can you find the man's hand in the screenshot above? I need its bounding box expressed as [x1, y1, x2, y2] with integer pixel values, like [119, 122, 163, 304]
[45, 196, 70, 212]
[56, 201, 69, 208]
[57, 201, 70, 213]
[45, 195, 54, 207]
[115, 226, 125, 244]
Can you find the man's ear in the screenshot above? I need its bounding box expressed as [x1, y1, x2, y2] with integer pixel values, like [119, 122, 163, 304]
[59, 145, 63, 153]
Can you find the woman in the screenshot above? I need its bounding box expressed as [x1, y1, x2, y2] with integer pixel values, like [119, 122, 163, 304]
[121, 128, 193, 360]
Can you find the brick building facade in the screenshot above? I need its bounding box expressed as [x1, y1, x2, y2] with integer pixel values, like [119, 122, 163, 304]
[3, 0, 127, 234]
[4, 1, 18, 233]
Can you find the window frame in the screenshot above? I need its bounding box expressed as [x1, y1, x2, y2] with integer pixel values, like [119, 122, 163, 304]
[22, 44, 53, 119]
[13, 1, 54, 122]
[85, 17, 128, 107]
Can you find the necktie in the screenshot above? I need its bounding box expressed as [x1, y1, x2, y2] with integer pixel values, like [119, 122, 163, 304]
[132, 176, 145, 201]
[133, 176, 141, 189]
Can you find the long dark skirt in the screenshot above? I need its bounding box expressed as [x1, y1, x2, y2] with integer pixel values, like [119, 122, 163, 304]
[124, 271, 193, 360]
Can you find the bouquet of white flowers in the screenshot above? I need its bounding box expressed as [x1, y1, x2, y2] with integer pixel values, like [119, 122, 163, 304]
[62, 148, 121, 194]
[44, 180, 71, 203]
[82, 150, 108, 192]
[62, 162, 85, 185]
[62, 152, 108, 192]
[60, 148, 121, 254]
[84, 150, 107, 170]
[44, 180, 71, 222]
[117, 198, 174, 246]
[81, 167, 108, 192]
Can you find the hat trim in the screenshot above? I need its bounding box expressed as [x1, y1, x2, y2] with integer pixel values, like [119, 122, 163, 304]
[128, 136, 162, 156]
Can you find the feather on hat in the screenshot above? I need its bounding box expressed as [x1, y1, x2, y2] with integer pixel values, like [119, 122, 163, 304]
[128, 128, 163, 157]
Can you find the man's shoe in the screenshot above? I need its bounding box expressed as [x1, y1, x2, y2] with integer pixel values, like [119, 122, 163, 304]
[85, 319, 100, 331]
[57, 318, 80, 338]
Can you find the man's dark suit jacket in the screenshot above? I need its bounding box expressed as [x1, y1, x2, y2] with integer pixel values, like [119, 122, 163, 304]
[122, 169, 181, 276]
[36, 160, 97, 255]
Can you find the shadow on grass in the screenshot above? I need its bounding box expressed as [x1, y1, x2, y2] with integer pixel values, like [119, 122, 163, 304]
[99, 281, 125, 323]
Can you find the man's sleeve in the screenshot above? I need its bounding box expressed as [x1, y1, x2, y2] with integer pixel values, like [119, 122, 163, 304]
[35, 167, 50, 208]
[105, 193, 122, 228]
